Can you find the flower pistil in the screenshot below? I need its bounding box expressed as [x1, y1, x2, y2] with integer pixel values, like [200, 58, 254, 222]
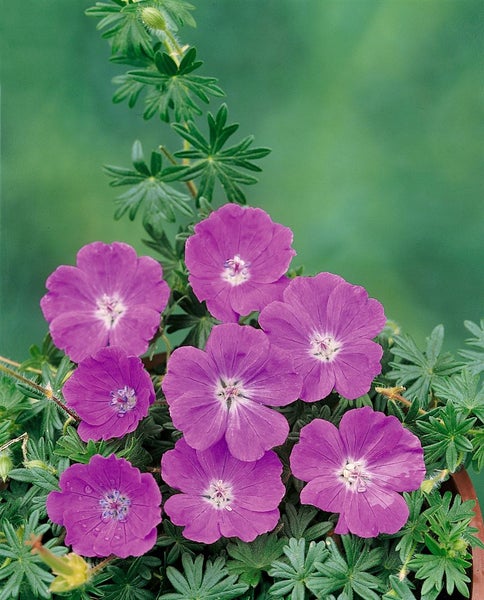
[95, 293, 126, 329]
[99, 490, 131, 521]
[222, 255, 250, 286]
[309, 332, 341, 362]
[203, 479, 233, 511]
[340, 459, 370, 493]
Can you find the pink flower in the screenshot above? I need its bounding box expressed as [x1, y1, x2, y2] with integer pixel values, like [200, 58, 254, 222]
[259, 273, 386, 401]
[185, 204, 295, 322]
[47, 454, 162, 557]
[41, 241, 170, 362]
[162, 438, 284, 543]
[162, 323, 302, 461]
[62, 346, 155, 442]
[290, 407, 426, 537]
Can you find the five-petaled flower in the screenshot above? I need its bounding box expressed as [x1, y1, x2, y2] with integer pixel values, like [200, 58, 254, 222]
[162, 322, 302, 461]
[62, 346, 155, 441]
[290, 406, 426, 537]
[47, 454, 162, 557]
[259, 273, 386, 401]
[184, 203, 295, 322]
[161, 437, 285, 543]
[41, 241, 170, 362]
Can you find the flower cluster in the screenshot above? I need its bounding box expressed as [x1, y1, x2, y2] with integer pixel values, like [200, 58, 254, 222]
[43, 205, 425, 559]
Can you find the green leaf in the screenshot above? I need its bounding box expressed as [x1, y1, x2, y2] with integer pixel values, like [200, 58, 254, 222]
[104, 140, 194, 225]
[54, 425, 123, 463]
[432, 369, 484, 422]
[86, 2, 153, 58]
[459, 319, 484, 374]
[387, 326, 462, 407]
[417, 403, 475, 470]
[0, 511, 62, 599]
[306, 536, 385, 600]
[268, 538, 328, 599]
[169, 105, 271, 203]
[226, 533, 287, 587]
[281, 503, 333, 542]
[160, 553, 248, 599]
[128, 48, 224, 122]
[98, 556, 162, 600]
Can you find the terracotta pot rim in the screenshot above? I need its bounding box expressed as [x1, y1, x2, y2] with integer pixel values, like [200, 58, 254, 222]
[449, 469, 484, 600]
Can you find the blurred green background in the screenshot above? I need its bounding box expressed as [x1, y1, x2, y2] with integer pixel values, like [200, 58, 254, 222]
[1, 1, 483, 495]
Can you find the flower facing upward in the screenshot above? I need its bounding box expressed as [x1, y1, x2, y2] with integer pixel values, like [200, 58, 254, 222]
[184, 203, 295, 322]
[162, 323, 302, 461]
[290, 407, 426, 538]
[47, 454, 162, 558]
[41, 241, 170, 362]
[161, 438, 285, 543]
[259, 273, 386, 401]
[62, 346, 155, 442]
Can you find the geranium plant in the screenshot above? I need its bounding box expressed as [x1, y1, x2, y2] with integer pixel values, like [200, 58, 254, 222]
[1, 2, 483, 599]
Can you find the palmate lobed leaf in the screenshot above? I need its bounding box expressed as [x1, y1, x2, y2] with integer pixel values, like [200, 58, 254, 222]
[160, 553, 248, 600]
[128, 48, 224, 122]
[459, 319, 484, 375]
[86, 2, 153, 58]
[105, 140, 194, 224]
[388, 325, 463, 406]
[0, 511, 65, 600]
[226, 533, 287, 587]
[168, 104, 271, 203]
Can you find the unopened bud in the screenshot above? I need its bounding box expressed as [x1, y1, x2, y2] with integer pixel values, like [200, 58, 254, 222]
[0, 451, 13, 483]
[24, 459, 56, 474]
[141, 7, 166, 32]
[27, 535, 91, 592]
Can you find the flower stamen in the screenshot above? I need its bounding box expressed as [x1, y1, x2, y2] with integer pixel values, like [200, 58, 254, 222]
[110, 386, 137, 416]
[95, 294, 126, 329]
[222, 255, 250, 286]
[340, 460, 370, 493]
[203, 479, 233, 510]
[99, 490, 131, 521]
[309, 333, 341, 362]
[215, 378, 247, 409]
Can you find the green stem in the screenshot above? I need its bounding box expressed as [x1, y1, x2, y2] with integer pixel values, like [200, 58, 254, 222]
[0, 363, 80, 422]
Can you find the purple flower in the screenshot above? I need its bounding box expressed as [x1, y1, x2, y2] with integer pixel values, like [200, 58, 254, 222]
[161, 437, 284, 543]
[259, 273, 386, 401]
[47, 454, 162, 557]
[290, 406, 426, 538]
[162, 323, 302, 461]
[185, 204, 295, 322]
[41, 241, 170, 362]
[62, 346, 155, 442]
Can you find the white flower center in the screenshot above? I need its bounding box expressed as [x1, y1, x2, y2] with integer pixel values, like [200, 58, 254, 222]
[203, 479, 233, 511]
[309, 333, 341, 362]
[222, 254, 250, 286]
[110, 385, 137, 416]
[99, 490, 131, 521]
[340, 460, 370, 493]
[215, 378, 248, 409]
[95, 293, 126, 329]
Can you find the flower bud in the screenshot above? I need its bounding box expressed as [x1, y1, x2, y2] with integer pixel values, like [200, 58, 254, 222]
[0, 451, 13, 483]
[141, 7, 166, 32]
[27, 535, 91, 592]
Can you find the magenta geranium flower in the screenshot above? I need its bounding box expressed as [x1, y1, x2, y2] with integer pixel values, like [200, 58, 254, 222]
[162, 437, 284, 543]
[47, 454, 162, 557]
[162, 323, 302, 461]
[41, 241, 170, 362]
[184, 203, 295, 322]
[290, 406, 426, 538]
[62, 346, 155, 442]
[259, 273, 386, 401]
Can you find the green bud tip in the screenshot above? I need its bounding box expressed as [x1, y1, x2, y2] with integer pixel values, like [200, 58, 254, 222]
[141, 7, 166, 32]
